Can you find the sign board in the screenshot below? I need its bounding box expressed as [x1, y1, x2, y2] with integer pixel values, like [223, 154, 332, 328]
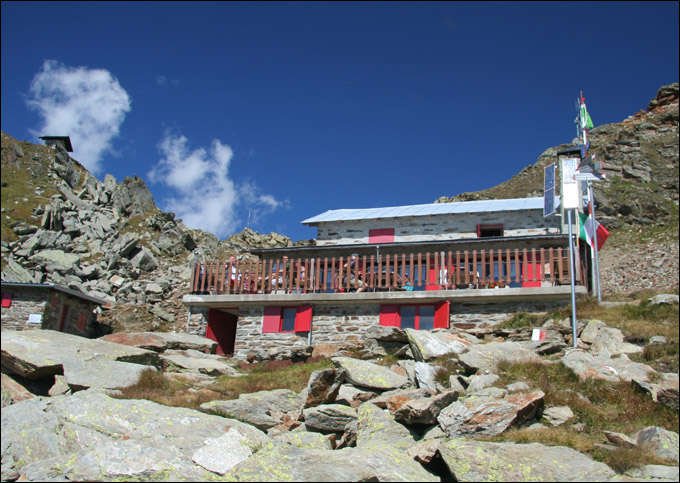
[28, 313, 43, 324]
[543, 163, 556, 217]
[575, 172, 606, 181]
[561, 157, 580, 209]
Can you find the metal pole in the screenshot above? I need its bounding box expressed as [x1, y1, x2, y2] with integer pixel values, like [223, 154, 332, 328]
[588, 182, 602, 303]
[567, 209, 578, 347]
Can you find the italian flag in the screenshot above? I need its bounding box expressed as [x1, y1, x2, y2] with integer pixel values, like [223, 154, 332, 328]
[578, 211, 609, 251]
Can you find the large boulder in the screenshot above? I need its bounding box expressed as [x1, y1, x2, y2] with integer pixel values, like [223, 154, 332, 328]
[302, 404, 357, 433]
[635, 426, 679, 463]
[331, 356, 410, 391]
[1, 390, 268, 482]
[458, 341, 542, 374]
[406, 328, 469, 362]
[356, 402, 416, 450]
[200, 389, 303, 431]
[561, 348, 657, 383]
[1, 329, 160, 380]
[99, 332, 217, 353]
[438, 387, 544, 437]
[303, 368, 346, 408]
[439, 439, 616, 482]
[392, 389, 460, 425]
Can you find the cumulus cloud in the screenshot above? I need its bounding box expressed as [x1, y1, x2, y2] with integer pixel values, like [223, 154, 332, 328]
[149, 132, 285, 238]
[26, 60, 131, 175]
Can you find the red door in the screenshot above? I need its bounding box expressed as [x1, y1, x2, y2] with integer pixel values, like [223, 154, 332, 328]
[206, 309, 237, 356]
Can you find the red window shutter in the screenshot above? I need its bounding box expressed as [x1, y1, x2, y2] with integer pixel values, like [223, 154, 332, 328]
[434, 301, 450, 329]
[262, 306, 282, 333]
[294, 305, 312, 332]
[369, 228, 395, 244]
[379, 305, 400, 327]
[77, 313, 88, 331]
[1, 293, 11, 308]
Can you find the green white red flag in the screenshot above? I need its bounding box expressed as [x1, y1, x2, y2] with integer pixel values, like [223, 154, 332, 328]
[578, 211, 609, 251]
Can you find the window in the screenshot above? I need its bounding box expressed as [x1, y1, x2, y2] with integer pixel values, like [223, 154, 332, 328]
[379, 302, 449, 330]
[369, 228, 395, 244]
[1, 293, 11, 308]
[262, 305, 312, 333]
[478, 224, 503, 238]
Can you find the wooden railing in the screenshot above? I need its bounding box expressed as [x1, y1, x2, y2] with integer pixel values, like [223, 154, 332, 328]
[190, 247, 580, 295]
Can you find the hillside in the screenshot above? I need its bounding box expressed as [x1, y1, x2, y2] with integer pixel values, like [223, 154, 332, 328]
[437, 83, 679, 296]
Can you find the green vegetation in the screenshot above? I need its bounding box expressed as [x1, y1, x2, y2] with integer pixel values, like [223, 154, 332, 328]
[113, 358, 334, 410]
[487, 360, 678, 472]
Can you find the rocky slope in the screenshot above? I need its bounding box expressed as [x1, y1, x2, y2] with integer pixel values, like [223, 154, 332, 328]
[0, 134, 297, 333]
[437, 83, 679, 296]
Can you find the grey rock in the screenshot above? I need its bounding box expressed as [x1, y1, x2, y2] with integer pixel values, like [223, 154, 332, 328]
[439, 439, 616, 482]
[200, 389, 303, 431]
[356, 402, 417, 450]
[131, 247, 158, 272]
[191, 429, 252, 475]
[561, 348, 656, 383]
[393, 389, 460, 425]
[438, 387, 544, 438]
[623, 464, 679, 481]
[649, 294, 679, 305]
[406, 328, 469, 362]
[542, 405, 574, 426]
[635, 426, 679, 463]
[414, 361, 442, 392]
[467, 373, 500, 393]
[459, 341, 542, 374]
[331, 356, 410, 391]
[303, 404, 357, 433]
[303, 368, 346, 408]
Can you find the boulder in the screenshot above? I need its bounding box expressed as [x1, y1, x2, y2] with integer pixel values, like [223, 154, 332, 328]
[561, 348, 657, 383]
[29, 249, 80, 274]
[580, 319, 644, 356]
[439, 439, 616, 482]
[302, 404, 357, 433]
[1, 373, 35, 407]
[331, 356, 410, 391]
[542, 405, 574, 427]
[271, 431, 334, 450]
[303, 368, 346, 408]
[159, 353, 241, 377]
[393, 389, 460, 425]
[632, 372, 679, 410]
[635, 426, 679, 463]
[466, 373, 500, 393]
[200, 389, 303, 431]
[458, 341, 542, 374]
[1, 329, 160, 380]
[191, 428, 253, 475]
[2, 390, 268, 482]
[438, 387, 544, 437]
[406, 328, 469, 362]
[414, 361, 443, 392]
[356, 402, 417, 450]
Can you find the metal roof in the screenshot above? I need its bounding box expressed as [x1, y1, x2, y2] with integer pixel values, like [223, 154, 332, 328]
[1, 282, 108, 306]
[302, 197, 555, 225]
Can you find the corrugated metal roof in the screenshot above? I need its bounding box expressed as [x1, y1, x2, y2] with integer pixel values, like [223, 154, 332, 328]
[302, 197, 555, 224]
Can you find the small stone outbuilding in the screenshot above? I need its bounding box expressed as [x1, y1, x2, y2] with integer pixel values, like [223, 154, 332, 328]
[1, 282, 108, 338]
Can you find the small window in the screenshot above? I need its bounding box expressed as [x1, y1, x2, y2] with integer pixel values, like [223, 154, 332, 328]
[478, 224, 503, 238]
[379, 302, 449, 330]
[1, 293, 12, 308]
[262, 305, 312, 333]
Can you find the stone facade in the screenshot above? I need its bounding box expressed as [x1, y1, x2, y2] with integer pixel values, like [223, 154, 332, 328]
[1, 284, 104, 338]
[190, 299, 568, 358]
[314, 208, 561, 246]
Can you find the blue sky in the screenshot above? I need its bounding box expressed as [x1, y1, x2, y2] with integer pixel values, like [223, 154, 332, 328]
[2, 2, 678, 242]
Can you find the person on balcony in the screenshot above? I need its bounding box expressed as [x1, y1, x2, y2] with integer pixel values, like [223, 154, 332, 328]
[343, 254, 366, 293]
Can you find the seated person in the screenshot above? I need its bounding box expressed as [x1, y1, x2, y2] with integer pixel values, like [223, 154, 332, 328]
[343, 254, 366, 293]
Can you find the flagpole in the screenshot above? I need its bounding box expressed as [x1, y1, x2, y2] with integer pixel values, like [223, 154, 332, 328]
[567, 209, 579, 348]
[588, 181, 602, 303]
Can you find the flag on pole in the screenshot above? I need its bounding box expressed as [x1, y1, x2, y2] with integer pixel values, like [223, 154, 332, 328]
[578, 211, 609, 250]
[580, 103, 594, 130]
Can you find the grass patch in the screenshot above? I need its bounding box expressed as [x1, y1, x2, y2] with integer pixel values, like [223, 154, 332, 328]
[491, 360, 679, 471]
[208, 358, 334, 399]
[495, 312, 544, 330]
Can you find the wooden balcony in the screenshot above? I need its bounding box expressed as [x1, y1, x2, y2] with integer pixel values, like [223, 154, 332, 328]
[189, 247, 583, 296]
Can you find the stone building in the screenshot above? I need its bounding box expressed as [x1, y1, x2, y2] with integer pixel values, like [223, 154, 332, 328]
[1, 283, 107, 338]
[183, 196, 589, 358]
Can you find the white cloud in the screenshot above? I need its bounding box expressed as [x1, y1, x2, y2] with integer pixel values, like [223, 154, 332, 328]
[149, 132, 285, 238]
[26, 60, 131, 175]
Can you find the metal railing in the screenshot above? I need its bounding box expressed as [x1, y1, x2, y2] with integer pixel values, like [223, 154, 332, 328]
[190, 247, 579, 295]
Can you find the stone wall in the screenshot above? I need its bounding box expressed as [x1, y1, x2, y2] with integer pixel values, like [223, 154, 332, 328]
[190, 299, 570, 358]
[1, 287, 46, 331]
[315, 209, 562, 246]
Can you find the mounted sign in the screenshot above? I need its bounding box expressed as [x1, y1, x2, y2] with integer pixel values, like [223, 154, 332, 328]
[543, 163, 556, 217]
[561, 157, 580, 209]
[575, 172, 606, 181]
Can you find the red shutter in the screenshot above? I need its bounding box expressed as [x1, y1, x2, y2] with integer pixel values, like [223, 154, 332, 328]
[294, 305, 312, 332]
[1, 293, 11, 308]
[262, 306, 282, 333]
[379, 305, 400, 327]
[369, 228, 395, 244]
[434, 301, 450, 329]
[77, 313, 88, 331]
